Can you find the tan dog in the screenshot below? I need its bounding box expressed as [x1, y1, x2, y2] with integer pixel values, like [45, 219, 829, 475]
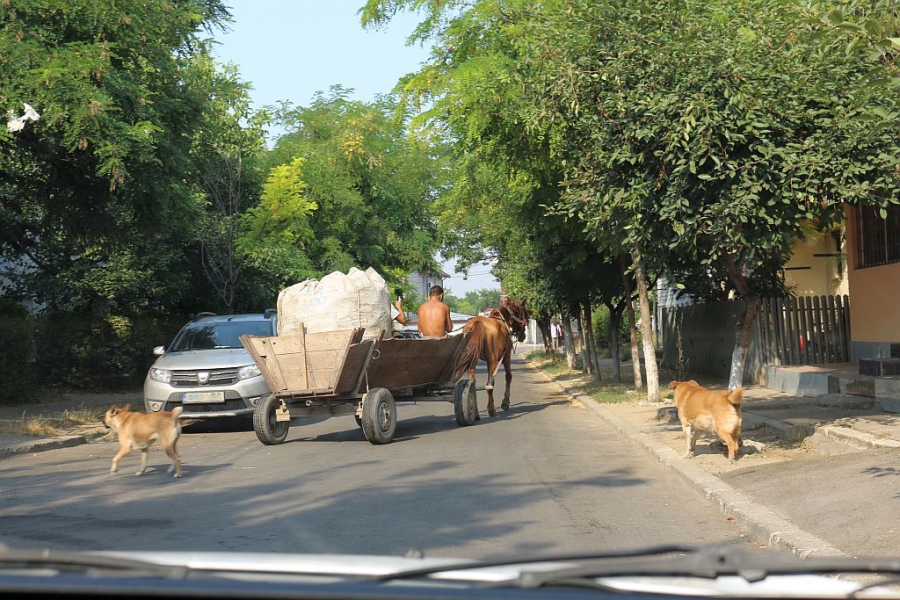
[667, 380, 743, 462]
[103, 404, 184, 478]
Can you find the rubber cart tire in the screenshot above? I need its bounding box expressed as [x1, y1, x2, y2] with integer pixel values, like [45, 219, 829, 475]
[453, 379, 477, 426]
[361, 388, 396, 444]
[253, 394, 290, 445]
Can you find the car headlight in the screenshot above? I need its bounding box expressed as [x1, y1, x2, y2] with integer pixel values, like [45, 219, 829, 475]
[238, 364, 262, 380]
[149, 368, 171, 384]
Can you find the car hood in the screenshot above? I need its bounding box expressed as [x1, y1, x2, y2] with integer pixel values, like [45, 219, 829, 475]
[152, 349, 256, 370]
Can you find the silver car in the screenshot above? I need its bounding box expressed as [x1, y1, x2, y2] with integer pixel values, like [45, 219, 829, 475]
[143, 312, 276, 419]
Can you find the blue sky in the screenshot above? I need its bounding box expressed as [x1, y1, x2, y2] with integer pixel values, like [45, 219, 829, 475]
[212, 1, 499, 296]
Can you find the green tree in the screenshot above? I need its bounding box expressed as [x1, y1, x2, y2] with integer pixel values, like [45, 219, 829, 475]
[531, 0, 900, 388]
[254, 89, 444, 289]
[0, 0, 231, 313]
[190, 59, 269, 312]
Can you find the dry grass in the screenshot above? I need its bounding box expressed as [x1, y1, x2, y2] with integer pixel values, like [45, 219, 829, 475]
[0, 405, 108, 437]
[525, 350, 640, 404]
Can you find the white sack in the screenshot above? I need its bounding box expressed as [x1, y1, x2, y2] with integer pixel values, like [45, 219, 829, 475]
[277, 267, 392, 340]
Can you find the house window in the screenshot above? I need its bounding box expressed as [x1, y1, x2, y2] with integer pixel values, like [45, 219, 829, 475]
[857, 205, 900, 268]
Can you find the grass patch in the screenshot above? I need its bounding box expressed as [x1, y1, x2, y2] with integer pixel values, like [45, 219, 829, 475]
[0, 405, 108, 437]
[525, 350, 639, 404]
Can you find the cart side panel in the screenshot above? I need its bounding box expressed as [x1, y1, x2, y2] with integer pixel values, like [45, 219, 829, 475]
[240, 334, 297, 393]
[303, 329, 361, 390]
[364, 336, 466, 390]
[242, 328, 362, 394]
[266, 334, 310, 392]
[333, 340, 375, 395]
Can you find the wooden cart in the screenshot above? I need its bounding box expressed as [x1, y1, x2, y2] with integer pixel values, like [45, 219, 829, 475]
[239, 327, 477, 445]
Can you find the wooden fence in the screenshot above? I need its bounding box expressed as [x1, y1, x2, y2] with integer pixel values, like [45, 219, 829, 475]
[755, 295, 851, 366]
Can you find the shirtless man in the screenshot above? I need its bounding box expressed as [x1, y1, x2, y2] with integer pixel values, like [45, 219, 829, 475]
[417, 285, 452, 338]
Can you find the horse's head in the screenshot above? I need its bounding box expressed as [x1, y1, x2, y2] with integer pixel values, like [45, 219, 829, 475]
[498, 298, 528, 343]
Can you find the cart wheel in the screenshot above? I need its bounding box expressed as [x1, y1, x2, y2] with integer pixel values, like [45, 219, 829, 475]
[253, 394, 290, 445]
[361, 388, 396, 444]
[453, 379, 478, 426]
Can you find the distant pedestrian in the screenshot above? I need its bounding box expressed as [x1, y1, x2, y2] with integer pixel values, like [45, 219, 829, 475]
[550, 320, 559, 352]
[555, 322, 564, 349]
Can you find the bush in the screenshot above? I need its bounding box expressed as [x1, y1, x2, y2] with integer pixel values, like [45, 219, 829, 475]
[593, 304, 632, 354]
[33, 312, 185, 391]
[0, 301, 36, 404]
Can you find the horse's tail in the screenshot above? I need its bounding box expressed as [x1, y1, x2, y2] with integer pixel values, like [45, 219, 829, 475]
[456, 320, 485, 379]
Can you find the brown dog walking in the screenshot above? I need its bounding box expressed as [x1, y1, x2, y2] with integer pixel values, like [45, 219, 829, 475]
[668, 381, 743, 462]
[103, 404, 184, 478]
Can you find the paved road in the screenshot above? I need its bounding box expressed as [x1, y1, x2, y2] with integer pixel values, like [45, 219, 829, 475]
[0, 359, 759, 558]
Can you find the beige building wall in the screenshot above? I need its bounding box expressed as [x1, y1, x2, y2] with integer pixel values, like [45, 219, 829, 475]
[783, 230, 848, 297]
[845, 207, 900, 344]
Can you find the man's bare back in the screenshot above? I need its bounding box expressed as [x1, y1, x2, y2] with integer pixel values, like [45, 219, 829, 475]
[417, 286, 452, 338]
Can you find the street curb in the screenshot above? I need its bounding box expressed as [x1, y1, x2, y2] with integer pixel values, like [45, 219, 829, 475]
[527, 366, 848, 558]
[0, 435, 89, 459]
[816, 425, 900, 450]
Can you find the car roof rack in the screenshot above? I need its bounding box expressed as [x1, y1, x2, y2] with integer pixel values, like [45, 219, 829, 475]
[192, 311, 217, 321]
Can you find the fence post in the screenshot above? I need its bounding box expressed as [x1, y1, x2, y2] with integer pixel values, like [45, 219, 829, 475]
[825, 295, 838, 362]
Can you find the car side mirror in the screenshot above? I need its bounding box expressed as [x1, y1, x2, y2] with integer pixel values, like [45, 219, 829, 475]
[153, 346, 165, 356]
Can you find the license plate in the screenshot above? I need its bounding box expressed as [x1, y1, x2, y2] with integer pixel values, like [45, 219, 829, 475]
[183, 391, 225, 404]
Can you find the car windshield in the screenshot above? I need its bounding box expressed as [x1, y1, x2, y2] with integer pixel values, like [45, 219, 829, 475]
[4, 0, 900, 598]
[168, 320, 272, 352]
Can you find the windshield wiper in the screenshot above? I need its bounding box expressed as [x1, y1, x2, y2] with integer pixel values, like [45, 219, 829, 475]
[504, 546, 900, 590]
[0, 547, 192, 579]
[366, 543, 698, 582]
[367, 544, 900, 589]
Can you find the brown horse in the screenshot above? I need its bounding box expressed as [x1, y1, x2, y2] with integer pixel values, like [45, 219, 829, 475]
[456, 298, 528, 417]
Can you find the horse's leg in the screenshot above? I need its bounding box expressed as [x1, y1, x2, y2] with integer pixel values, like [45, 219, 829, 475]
[468, 364, 481, 421]
[501, 348, 512, 411]
[485, 357, 498, 417]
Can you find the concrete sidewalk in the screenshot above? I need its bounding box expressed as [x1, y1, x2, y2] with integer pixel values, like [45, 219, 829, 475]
[532, 366, 900, 560]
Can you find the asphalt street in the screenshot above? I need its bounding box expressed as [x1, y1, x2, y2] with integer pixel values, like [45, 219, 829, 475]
[0, 358, 760, 558]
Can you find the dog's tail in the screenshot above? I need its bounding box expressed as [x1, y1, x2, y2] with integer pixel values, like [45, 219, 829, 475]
[727, 387, 743, 406]
[171, 406, 184, 420]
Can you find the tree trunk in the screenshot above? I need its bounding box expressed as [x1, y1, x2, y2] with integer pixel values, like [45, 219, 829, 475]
[590, 312, 602, 377]
[631, 246, 660, 402]
[722, 251, 760, 390]
[578, 308, 592, 377]
[581, 300, 601, 381]
[537, 317, 553, 355]
[605, 299, 625, 384]
[562, 313, 577, 370]
[621, 255, 643, 391]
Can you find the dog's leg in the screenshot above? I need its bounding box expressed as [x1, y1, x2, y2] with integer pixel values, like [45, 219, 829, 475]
[110, 443, 131, 474]
[722, 430, 740, 462]
[136, 448, 149, 476]
[164, 452, 182, 478]
[681, 425, 694, 458]
[164, 439, 182, 478]
[726, 438, 738, 462]
[689, 429, 701, 456]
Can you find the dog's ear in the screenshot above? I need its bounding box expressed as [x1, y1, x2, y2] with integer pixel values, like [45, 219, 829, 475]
[122, 403, 131, 411]
[667, 381, 680, 389]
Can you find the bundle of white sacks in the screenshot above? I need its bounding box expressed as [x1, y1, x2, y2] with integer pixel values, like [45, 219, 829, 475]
[277, 267, 393, 341]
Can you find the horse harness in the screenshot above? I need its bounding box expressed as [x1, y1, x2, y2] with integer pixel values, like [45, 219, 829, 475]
[488, 304, 527, 346]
